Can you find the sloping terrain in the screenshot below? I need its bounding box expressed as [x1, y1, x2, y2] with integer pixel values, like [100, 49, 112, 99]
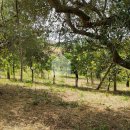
[0, 81, 130, 130]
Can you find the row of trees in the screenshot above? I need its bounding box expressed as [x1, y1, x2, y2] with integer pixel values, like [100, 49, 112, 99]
[62, 38, 130, 91]
[1, 0, 130, 91]
[0, 0, 51, 82]
[1, 37, 130, 91]
[0, 38, 51, 81]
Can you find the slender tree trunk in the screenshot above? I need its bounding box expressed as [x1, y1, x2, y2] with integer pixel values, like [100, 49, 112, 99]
[7, 65, 10, 80]
[107, 77, 111, 91]
[15, 0, 23, 81]
[19, 40, 23, 82]
[86, 69, 89, 84]
[53, 70, 55, 84]
[113, 72, 117, 91]
[126, 80, 129, 87]
[31, 69, 34, 83]
[12, 60, 15, 79]
[96, 63, 113, 90]
[90, 72, 94, 85]
[20, 56, 23, 81]
[126, 71, 129, 87]
[75, 70, 78, 87]
[30, 62, 34, 83]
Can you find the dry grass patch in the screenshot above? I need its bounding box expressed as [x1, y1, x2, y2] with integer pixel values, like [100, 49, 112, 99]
[0, 79, 130, 130]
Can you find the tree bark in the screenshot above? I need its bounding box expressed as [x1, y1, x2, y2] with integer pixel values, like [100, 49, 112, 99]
[126, 70, 130, 87]
[20, 56, 23, 81]
[30, 62, 34, 83]
[31, 69, 34, 83]
[107, 42, 130, 70]
[90, 72, 94, 85]
[126, 80, 129, 87]
[53, 70, 55, 84]
[7, 65, 10, 80]
[75, 71, 78, 87]
[12, 60, 15, 79]
[15, 0, 23, 82]
[86, 69, 89, 84]
[96, 63, 113, 90]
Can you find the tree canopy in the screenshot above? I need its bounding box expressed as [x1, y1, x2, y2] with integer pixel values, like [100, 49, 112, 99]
[47, 0, 130, 70]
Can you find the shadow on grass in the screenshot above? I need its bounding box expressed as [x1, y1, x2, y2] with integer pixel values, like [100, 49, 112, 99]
[0, 83, 130, 130]
[5, 78, 130, 97]
[43, 82, 130, 97]
[61, 75, 86, 80]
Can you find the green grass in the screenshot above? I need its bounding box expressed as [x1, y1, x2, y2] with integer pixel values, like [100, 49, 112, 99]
[0, 73, 130, 130]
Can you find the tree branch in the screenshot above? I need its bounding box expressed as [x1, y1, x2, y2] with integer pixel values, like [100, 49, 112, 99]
[66, 14, 101, 39]
[107, 42, 130, 70]
[48, 0, 90, 21]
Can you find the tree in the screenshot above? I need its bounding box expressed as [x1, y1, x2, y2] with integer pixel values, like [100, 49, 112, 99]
[48, 0, 130, 70]
[0, 0, 51, 81]
[24, 37, 50, 83]
[64, 41, 85, 87]
[64, 39, 98, 87]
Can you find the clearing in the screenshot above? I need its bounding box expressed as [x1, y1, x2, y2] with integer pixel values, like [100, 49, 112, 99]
[0, 78, 130, 130]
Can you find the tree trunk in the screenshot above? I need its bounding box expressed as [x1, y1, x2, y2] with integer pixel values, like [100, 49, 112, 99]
[12, 60, 15, 79]
[126, 71, 129, 87]
[90, 72, 94, 85]
[30, 62, 34, 83]
[20, 57, 23, 81]
[53, 70, 55, 84]
[16, 0, 23, 82]
[86, 69, 89, 84]
[96, 63, 113, 90]
[75, 70, 78, 87]
[31, 69, 34, 83]
[126, 80, 129, 87]
[107, 77, 111, 91]
[7, 65, 10, 80]
[19, 41, 23, 82]
[113, 71, 117, 91]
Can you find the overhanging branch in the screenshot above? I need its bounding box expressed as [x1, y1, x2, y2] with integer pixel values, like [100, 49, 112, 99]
[66, 14, 101, 39]
[107, 42, 130, 70]
[48, 0, 90, 21]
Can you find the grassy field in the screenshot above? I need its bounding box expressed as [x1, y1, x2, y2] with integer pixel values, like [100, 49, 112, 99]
[0, 76, 130, 130]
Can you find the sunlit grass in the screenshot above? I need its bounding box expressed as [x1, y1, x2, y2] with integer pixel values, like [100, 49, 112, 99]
[0, 72, 130, 130]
